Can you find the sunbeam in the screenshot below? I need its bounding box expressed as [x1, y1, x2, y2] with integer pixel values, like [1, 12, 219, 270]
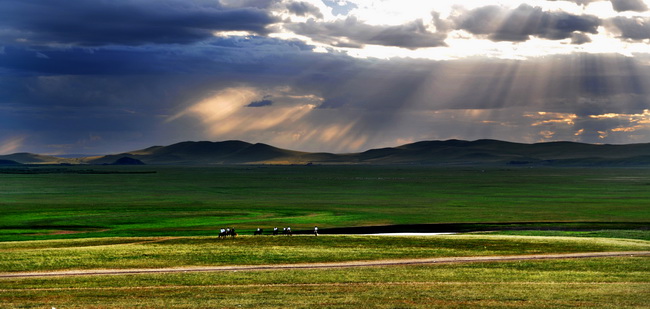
[2, 0, 650, 154]
[0, 135, 26, 155]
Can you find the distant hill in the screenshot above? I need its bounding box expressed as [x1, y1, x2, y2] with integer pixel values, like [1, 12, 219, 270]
[4, 139, 650, 166]
[85, 140, 316, 165]
[82, 139, 650, 166]
[0, 153, 73, 164]
[351, 139, 650, 166]
[0, 159, 21, 165]
[110, 157, 145, 165]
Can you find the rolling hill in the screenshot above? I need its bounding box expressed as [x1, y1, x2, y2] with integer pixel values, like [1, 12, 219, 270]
[0, 153, 74, 164]
[84, 141, 313, 165]
[3, 139, 650, 166]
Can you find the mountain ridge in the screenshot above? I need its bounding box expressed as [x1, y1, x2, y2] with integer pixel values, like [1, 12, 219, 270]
[3, 139, 650, 166]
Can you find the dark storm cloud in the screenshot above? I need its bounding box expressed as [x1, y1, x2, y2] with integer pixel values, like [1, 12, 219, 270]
[0, 36, 316, 76]
[610, 16, 650, 40]
[286, 16, 447, 49]
[611, 0, 649, 12]
[457, 4, 600, 42]
[3, 38, 648, 118]
[286, 1, 324, 19]
[220, 0, 280, 9]
[247, 99, 274, 107]
[0, 72, 233, 153]
[0, 0, 278, 46]
[0, 46, 171, 75]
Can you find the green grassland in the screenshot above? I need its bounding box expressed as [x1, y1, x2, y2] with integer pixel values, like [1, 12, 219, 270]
[477, 229, 650, 241]
[1, 165, 649, 241]
[2, 254, 649, 308]
[1, 235, 648, 272]
[1, 235, 649, 308]
[1, 166, 650, 308]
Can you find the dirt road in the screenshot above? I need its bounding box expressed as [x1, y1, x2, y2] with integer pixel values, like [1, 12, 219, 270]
[1, 251, 648, 279]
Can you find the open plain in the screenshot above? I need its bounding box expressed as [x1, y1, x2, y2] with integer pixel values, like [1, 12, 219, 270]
[2, 165, 649, 239]
[1, 165, 649, 307]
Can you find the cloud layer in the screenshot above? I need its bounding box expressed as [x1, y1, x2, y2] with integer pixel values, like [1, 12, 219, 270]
[287, 17, 448, 49]
[0, 0, 277, 46]
[456, 4, 600, 42]
[1, 0, 650, 154]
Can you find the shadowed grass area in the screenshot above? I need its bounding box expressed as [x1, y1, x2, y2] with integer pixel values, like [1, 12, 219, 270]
[1, 235, 648, 272]
[1, 257, 648, 308]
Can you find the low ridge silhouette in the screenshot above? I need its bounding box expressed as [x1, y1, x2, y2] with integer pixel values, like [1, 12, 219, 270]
[3, 139, 650, 166]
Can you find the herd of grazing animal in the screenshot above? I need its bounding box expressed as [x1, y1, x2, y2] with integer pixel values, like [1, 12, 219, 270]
[218, 228, 237, 238]
[219, 226, 319, 238]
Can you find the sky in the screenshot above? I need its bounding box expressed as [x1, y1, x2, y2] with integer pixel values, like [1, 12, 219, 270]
[1, 0, 650, 155]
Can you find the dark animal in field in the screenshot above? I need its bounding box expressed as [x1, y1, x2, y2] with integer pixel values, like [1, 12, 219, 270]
[254, 228, 263, 235]
[284, 227, 292, 236]
[218, 228, 237, 238]
[273, 227, 279, 235]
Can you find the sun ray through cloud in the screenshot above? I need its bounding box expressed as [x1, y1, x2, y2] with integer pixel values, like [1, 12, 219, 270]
[1, 0, 650, 154]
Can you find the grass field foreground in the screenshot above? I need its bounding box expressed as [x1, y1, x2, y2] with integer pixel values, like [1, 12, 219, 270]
[1, 256, 649, 308]
[2, 166, 649, 307]
[1, 235, 649, 273]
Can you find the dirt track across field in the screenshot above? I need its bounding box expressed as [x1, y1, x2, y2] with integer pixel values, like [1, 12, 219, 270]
[1, 251, 648, 279]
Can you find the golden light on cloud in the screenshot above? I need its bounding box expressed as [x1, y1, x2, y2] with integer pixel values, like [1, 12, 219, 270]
[611, 126, 642, 132]
[638, 110, 650, 124]
[166, 85, 383, 152]
[598, 130, 609, 139]
[587, 109, 650, 122]
[180, 87, 259, 123]
[0, 136, 26, 155]
[172, 87, 319, 137]
[523, 109, 650, 143]
[589, 113, 621, 119]
[540, 130, 556, 139]
[526, 112, 577, 126]
[206, 103, 316, 136]
[164, 86, 383, 152]
[598, 109, 650, 134]
[292, 122, 369, 152]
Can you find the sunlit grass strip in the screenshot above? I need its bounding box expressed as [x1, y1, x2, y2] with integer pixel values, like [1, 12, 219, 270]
[1, 257, 648, 308]
[475, 229, 650, 241]
[1, 235, 648, 273]
[3, 251, 649, 279]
